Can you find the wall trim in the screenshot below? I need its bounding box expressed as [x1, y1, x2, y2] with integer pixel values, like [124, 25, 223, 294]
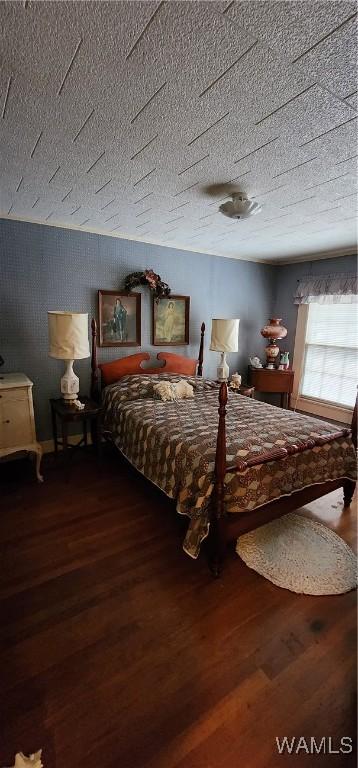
[295, 396, 353, 425]
[275, 246, 357, 265]
[292, 304, 309, 401]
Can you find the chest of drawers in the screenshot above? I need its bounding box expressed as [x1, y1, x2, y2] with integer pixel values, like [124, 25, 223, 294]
[0, 373, 43, 481]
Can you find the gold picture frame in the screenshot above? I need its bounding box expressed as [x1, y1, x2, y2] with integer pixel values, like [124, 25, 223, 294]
[98, 290, 141, 347]
[152, 295, 190, 346]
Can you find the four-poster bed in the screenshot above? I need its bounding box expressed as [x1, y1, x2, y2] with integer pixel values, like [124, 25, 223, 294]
[90, 317, 357, 576]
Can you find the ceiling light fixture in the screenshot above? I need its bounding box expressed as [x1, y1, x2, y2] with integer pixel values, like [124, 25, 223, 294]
[219, 193, 262, 220]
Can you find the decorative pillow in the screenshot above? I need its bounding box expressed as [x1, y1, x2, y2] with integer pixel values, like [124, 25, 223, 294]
[153, 380, 194, 401]
[187, 377, 218, 392]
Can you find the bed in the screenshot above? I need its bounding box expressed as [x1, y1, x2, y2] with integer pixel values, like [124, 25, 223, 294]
[91, 319, 357, 575]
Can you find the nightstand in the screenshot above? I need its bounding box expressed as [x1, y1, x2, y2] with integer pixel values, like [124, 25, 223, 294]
[50, 397, 102, 466]
[248, 367, 294, 408]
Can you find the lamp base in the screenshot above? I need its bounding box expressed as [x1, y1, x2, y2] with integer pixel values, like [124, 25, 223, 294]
[265, 341, 280, 369]
[61, 360, 79, 402]
[217, 352, 229, 382]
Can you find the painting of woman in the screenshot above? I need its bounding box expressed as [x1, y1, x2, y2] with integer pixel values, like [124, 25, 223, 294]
[162, 301, 175, 341]
[153, 295, 190, 345]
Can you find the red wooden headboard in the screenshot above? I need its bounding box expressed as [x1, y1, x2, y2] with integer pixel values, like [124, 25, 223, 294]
[90, 318, 205, 400]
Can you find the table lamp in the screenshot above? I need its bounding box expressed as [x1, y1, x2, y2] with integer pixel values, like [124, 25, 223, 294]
[260, 317, 287, 369]
[48, 311, 90, 403]
[210, 318, 240, 381]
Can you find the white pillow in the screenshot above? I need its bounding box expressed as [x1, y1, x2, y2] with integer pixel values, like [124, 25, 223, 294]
[153, 380, 194, 401]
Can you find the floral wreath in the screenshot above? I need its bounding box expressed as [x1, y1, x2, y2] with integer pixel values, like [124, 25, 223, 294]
[124, 269, 171, 302]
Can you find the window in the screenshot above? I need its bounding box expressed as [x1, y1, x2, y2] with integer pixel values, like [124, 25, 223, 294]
[293, 302, 358, 423]
[300, 303, 358, 408]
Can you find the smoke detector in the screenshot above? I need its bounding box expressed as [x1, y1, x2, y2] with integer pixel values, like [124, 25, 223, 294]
[219, 193, 262, 220]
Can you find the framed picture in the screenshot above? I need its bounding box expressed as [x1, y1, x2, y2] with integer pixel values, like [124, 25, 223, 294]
[98, 290, 141, 347]
[152, 295, 190, 346]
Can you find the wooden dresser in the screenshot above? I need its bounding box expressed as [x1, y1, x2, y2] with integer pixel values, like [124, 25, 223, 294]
[0, 373, 43, 481]
[248, 367, 294, 409]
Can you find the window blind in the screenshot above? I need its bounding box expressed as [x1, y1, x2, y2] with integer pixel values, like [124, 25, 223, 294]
[300, 303, 358, 408]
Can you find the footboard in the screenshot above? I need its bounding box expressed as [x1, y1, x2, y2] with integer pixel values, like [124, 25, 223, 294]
[209, 383, 357, 576]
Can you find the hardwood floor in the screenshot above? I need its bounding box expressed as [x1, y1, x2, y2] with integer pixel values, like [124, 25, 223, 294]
[0, 446, 356, 768]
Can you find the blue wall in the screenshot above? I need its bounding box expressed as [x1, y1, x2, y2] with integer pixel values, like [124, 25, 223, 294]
[273, 253, 357, 359]
[0, 219, 275, 439]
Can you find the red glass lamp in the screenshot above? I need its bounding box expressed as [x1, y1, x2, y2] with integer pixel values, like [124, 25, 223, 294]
[261, 318, 287, 369]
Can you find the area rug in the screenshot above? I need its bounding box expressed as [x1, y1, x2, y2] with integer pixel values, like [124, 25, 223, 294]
[236, 513, 357, 595]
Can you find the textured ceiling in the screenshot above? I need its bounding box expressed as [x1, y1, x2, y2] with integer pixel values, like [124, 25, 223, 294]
[0, 0, 357, 263]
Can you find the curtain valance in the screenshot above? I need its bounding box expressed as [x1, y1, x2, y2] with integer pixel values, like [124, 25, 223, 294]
[294, 273, 358, 305]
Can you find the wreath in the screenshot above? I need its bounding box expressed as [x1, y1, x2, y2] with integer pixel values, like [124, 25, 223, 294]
[124, 269, 171, 302]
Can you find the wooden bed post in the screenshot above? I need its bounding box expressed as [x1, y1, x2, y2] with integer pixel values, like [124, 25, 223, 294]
[215, 382, 228, 517]
[197, 322, 205, 377]
[209, 382, 228, 576]
[90, 318, 100, 402]
[343, 390, 357, 507]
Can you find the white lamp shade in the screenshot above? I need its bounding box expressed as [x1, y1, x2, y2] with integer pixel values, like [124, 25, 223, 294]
[210, 319, 240, 353]
[48, 312, 90, 360]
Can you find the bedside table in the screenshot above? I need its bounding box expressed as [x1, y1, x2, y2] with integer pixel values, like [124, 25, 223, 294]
[50, 397, 102, 466]
[248, 367, 294, 408]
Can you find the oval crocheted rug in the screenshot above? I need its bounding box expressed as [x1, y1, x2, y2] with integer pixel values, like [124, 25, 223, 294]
[236, 513, 357, 595]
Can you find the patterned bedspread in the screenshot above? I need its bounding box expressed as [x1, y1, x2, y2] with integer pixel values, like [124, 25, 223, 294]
[102, 374, 357, 558]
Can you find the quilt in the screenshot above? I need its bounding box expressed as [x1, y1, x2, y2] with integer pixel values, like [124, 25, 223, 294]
[102, 374, 357, 558]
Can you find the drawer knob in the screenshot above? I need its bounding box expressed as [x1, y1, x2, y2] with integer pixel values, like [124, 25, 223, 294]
[3, 419, 10, 424]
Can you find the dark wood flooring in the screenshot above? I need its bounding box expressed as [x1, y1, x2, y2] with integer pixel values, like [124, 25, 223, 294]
[0, 446, 356, 768]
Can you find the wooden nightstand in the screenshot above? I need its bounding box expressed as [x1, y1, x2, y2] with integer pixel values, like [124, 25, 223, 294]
[248, 367, 294, 408]
[50, 397, 102, 467]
